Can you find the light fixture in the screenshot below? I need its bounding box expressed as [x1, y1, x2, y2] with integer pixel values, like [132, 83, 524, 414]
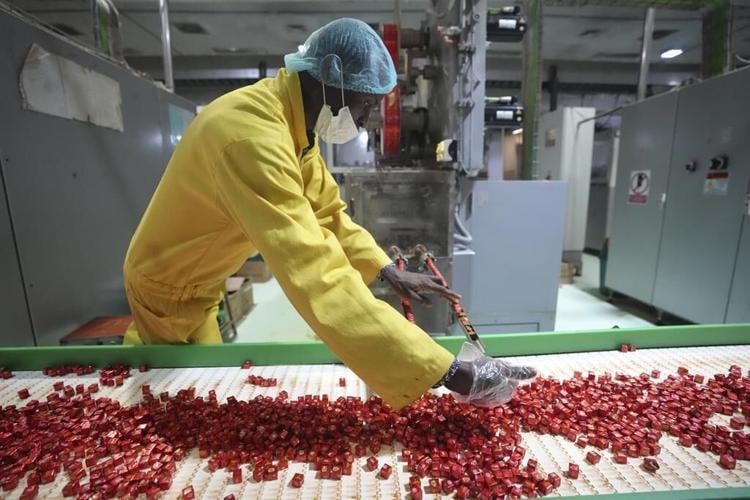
[512, 128, 523, 135]
[660, 49, 683, 60]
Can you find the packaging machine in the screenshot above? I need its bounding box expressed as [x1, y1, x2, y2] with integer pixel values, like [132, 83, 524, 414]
[332, 0, 566, 335]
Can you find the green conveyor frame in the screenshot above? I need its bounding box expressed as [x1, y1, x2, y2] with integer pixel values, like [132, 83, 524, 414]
[1, 323, 749, 499]
[1, 324, 748, 370]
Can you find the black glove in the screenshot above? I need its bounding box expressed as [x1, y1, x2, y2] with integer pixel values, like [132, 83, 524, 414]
[380, 263, 461, 306]
[443, 343, 538, 407]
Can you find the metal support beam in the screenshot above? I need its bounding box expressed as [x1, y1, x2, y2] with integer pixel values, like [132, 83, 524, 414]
[521, 0, 542, 180]
[105, 0, 123, 60]
[702, 0, 731, 78]
[92, 0, 110, 56]
[158, 0, 174, 91]
[637, 7, 655, 101]
[544, 0, 704, 7]
[486, 129, 504, 180]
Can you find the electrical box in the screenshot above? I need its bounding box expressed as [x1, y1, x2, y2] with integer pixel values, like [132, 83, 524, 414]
[607, 67, 750, 323]
[486, 7, 527, 42]
[453, 181, 567, 333]
[607, 91, 679, 305]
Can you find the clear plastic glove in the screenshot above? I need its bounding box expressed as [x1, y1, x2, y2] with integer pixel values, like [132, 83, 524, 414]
[446, 342, 538, 408]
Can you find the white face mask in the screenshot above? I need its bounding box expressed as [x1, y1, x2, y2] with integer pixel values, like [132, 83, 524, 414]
[313, 76, 359, 145]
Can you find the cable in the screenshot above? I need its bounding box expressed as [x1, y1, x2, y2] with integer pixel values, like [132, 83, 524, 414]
[453, 182, 473, 251]
[454, 210, 472, 243]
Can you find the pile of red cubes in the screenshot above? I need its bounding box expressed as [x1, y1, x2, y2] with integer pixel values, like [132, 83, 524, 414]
[0, 363, 746, 499]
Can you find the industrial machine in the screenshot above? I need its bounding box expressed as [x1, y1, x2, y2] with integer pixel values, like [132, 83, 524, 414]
[585, 128, 620, 254]
[331, 168, 455, 333]
[0, 5, 196, 346]
[537, 107, 597, 273]
[607, 67, 750, 324]
[332, 1, 566, 334]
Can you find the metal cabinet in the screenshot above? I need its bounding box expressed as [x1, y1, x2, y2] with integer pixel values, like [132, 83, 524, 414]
[0, 10, 195, 345]
[457, 180, 566, 333]
[607, 91, 679, 304]
[607, 67, 750, 323]
[652, 69, 750, 324]
[537, 107, 596, 271]
[0, 23, 35, 347]
[0, 167, 35, 346]
[726, 206, 750, 323]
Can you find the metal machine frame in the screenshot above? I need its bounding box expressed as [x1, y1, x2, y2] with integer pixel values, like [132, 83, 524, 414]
[0, 323, 746, 377]
[0, 6, 195, 346]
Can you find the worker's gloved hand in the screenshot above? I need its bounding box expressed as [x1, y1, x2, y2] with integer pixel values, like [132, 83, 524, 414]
[379, 263, 461, 306]
[443, 342, 538, 408]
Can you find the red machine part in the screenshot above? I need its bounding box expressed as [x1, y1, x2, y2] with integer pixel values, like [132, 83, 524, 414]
[380, 23, 400, 157]
[420, 250, 485, 351]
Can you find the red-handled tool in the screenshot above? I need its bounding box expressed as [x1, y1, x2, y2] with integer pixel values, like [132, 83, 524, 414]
[415, 245, 486, 353]
[388, 246, 416, 323]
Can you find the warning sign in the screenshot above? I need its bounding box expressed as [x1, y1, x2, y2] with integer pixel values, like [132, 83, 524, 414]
[704, 170, 729, 196]
[628, 170, 650, 205]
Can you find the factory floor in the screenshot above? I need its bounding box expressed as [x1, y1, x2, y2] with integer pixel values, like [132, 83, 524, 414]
[555, 254, 653, 332]
[233, 253, 653, 343]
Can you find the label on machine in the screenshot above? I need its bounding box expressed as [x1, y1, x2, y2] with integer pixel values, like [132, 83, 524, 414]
[627, 170, 651, 205]
[495, 110, 515, 120]
[704, 170, 729, 196]
[498, 19, 518, 29]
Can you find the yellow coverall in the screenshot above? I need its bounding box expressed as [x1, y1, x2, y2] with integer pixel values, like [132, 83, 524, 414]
[123, 69, 454, 409]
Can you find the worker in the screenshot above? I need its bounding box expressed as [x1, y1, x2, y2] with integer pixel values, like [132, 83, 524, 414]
[123, 18, 536, 409]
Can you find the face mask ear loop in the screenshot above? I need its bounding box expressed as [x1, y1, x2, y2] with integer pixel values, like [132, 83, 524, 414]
[339, 68, 345, 110]
[319, 77, 327, 109]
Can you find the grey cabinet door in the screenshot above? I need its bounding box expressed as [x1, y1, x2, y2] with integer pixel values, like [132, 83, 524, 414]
[726, 184, 750, 323]
[606, 92, 678, 304]
[0, 20, 34, 346]
[466, 181, 566, 333]
[0, 164, 35, 346]
[653, 68, 750, 323]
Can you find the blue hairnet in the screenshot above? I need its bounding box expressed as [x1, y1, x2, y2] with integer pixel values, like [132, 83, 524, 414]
[284, 18, 397, 95]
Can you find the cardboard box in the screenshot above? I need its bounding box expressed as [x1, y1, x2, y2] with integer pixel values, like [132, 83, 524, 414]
[226, 280, 254, 321]
[235, 260, 273, 283]
[560, 261, 575, 285]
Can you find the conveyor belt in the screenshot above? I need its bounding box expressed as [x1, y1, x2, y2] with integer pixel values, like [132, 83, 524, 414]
[1, 345, 749, 499]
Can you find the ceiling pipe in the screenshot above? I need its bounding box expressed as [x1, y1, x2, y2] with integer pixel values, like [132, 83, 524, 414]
[92, 0, 123, 59]
[159, 0, 174, 91]
[637, 7, 656, 101]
